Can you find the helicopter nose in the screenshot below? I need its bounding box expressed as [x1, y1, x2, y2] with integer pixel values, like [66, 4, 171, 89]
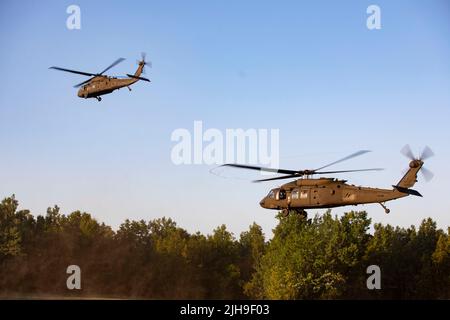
[259, 198, 266, 208]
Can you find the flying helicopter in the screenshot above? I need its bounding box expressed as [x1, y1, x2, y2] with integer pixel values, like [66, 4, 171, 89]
[221, 145, 434, 217]
[49, 53, 150, 101]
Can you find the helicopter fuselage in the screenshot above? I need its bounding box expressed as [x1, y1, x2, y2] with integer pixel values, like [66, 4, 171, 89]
[77, 76, 138, 99]
[259, 178, 408, 212]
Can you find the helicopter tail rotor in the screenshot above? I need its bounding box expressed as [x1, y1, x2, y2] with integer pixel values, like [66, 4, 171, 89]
[400, 144, 416, 161]
[137, 52, 152, 74]
[400, 145, 434, 182]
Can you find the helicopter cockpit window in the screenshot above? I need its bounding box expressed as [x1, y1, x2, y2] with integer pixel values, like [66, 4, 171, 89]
[277, 189, 286, 200]
[267, 190, 275, 199]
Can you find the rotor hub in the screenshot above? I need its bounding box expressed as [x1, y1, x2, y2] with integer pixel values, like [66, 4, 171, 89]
[409, 159, 423, 168]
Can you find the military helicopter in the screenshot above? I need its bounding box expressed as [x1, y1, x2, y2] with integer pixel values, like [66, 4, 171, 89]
[49, 53, 150, 101]
[222, 145, 433, 217]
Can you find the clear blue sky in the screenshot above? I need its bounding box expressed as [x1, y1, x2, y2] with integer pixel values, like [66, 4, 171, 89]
[1, 0, 449, 237]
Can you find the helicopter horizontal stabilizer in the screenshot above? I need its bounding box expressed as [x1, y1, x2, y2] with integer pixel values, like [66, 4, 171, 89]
[126, 74, 151, 82]
[392, 185, 422, 197]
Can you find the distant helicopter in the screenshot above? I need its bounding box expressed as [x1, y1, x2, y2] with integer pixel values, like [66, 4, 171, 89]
[49, 53, 150, 101]
[222, 145, 434, 217]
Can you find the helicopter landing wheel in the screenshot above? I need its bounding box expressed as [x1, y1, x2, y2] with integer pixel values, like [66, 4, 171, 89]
[379, 202, 390, 214]
[96, 96, 102, 102]
[281, 209, 290, 217]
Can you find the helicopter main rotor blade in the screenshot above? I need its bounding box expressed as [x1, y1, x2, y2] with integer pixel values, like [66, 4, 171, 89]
[253, 174, 299, 183]
[250, 168, 384, 182]
[49, 66, 96, 77]
[99, 57, 125, 75]
[420, 146, 434, 160]
[74, 77, 94, 88]
[315, 168, 384, 175]
[315, 150, 371, 171]
[400, 144, 415, 160]
[222, 164, 299, 175]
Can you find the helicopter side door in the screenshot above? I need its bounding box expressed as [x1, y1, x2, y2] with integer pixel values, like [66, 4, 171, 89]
[312, 184, 343, 207]
[290, 188, 311, 207]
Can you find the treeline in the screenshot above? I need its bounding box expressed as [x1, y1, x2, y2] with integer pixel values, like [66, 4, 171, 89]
[0, 195, 449, 299]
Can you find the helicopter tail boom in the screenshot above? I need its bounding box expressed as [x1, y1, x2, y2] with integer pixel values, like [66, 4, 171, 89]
[134, 52, 150, 78]
[396, 159, 423, 188]
[134, 62, 145, 78]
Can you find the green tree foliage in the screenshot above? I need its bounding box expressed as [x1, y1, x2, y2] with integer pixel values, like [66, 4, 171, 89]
[364, 218, 446, 299]
[0, 196, 23, 257]
[246, 211, 371, 299]
[432, 228, 450, 298]
[0, 195, 34, 258]
[0, 196, 448, 299]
